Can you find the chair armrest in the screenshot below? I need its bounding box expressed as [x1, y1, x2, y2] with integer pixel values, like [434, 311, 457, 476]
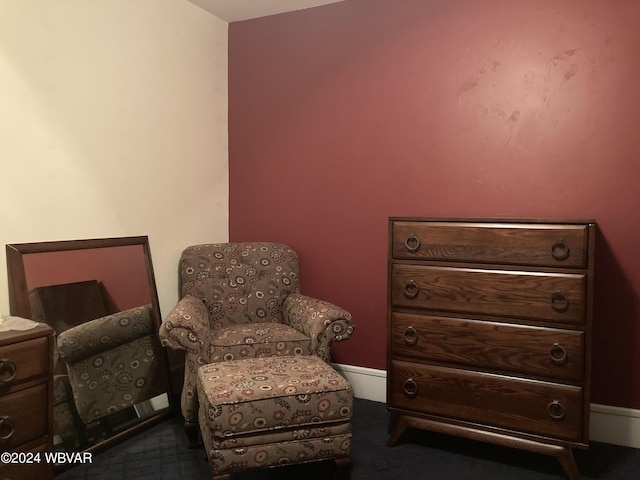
[57, 304, 153, 364]
[159, 294, 210, 353]
[283, 293, 354, 361]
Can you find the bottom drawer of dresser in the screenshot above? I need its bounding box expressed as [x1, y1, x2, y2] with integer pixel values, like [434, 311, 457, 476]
[0, 442, 52, 480]
[389, 360, 583, 441]
[0, 383, 47, 449]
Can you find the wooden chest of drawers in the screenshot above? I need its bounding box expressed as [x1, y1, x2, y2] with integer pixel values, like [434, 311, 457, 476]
[0, 323, 54, 480]
[386, 218, 595, 479]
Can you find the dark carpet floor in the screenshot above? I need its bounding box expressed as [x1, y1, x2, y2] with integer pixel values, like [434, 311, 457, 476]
[56, 399, 640, 479]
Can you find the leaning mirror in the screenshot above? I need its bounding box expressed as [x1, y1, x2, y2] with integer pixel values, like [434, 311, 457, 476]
[5, 236, 173, 471]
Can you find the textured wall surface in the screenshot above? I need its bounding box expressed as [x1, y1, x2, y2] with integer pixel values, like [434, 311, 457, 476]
[229, 0, 640, 409]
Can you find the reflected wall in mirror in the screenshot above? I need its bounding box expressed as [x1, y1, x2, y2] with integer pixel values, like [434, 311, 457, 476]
[5, 236, 173, 469]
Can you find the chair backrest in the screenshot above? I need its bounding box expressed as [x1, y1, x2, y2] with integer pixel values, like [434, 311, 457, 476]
[179, 242, 300, 328]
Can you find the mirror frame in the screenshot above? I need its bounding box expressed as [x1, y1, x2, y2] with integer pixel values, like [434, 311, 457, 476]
[5, 236, 174, 463]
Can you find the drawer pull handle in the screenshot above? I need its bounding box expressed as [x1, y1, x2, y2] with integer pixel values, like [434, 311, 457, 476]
[403, 280, 419, 299]
[0, 358, 17, 384]
[403, 326, 418, 345]
[0, 416, 15, 441]
[403, 378, 418, 397]
[550, 291, 569, 313]
[549, 343, 568, 364]
[551, 239, 570, 261]
[404, 234, 421, 252]
[547, 400, 566, 420]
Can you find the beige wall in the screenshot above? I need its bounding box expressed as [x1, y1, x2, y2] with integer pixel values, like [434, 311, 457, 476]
[0, 0, 229, 318]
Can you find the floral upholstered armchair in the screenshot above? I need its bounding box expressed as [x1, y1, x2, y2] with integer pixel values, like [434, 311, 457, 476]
[158, 242, 355, 447]
[57, 304, 166, 425]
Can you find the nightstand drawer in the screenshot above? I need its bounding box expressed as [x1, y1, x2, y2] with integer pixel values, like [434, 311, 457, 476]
[389, 360, 583, 441]
[392, 221, 589, 268]
[391, 265, 586, 324]
[0, 384, 48, 449]
[0, 442, 51, 480]
[0, 337, 49, 387]
[391, 313, 585, 381]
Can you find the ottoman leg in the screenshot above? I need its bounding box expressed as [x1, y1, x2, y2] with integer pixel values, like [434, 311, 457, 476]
[185, 420, 201, 448]
[334, 457, 351, 479]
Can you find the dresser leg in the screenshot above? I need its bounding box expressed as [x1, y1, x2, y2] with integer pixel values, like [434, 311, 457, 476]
[387, 415, 410, 447]
[386, 414, 583, 479]
[556, 447, 580, 480]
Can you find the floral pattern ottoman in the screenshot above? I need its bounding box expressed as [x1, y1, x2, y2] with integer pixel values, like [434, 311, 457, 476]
[197, 355, 353, 478]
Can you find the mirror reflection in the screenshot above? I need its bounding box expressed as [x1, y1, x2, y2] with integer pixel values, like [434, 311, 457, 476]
[5, 237, 173, 466]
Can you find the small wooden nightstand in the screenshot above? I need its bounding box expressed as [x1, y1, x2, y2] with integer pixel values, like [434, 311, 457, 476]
[0, 322, 54, 480]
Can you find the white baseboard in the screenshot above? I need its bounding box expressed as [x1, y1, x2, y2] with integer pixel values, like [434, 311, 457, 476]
[332, 364, 640, 449]
[590, 403, 640, 448]
[331, 363, 387, 403]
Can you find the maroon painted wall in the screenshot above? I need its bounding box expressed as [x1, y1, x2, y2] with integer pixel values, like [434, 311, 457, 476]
[229, 0, 640, 409]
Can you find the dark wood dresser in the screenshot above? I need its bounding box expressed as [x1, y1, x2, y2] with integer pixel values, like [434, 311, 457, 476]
[386, 218, 595, 480]
[0, 323, 54, 480]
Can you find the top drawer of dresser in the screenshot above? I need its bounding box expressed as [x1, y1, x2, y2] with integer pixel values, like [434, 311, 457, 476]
[0, 337, 49, 388]
[391, 221, 589, 269]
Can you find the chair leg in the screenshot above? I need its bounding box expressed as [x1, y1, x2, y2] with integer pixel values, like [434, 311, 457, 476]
[334, 457, 351, 479]
[185, 420, 201, 449]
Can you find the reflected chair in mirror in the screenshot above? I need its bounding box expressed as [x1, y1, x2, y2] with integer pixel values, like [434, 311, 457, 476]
[159, 242, 355, 448]
[57, 304, 167, 437]
[29, 280, 112, 446]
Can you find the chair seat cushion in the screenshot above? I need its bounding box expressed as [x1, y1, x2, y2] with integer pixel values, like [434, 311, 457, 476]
[197, 355, 353, 438]
[209, 322, 312, 361]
